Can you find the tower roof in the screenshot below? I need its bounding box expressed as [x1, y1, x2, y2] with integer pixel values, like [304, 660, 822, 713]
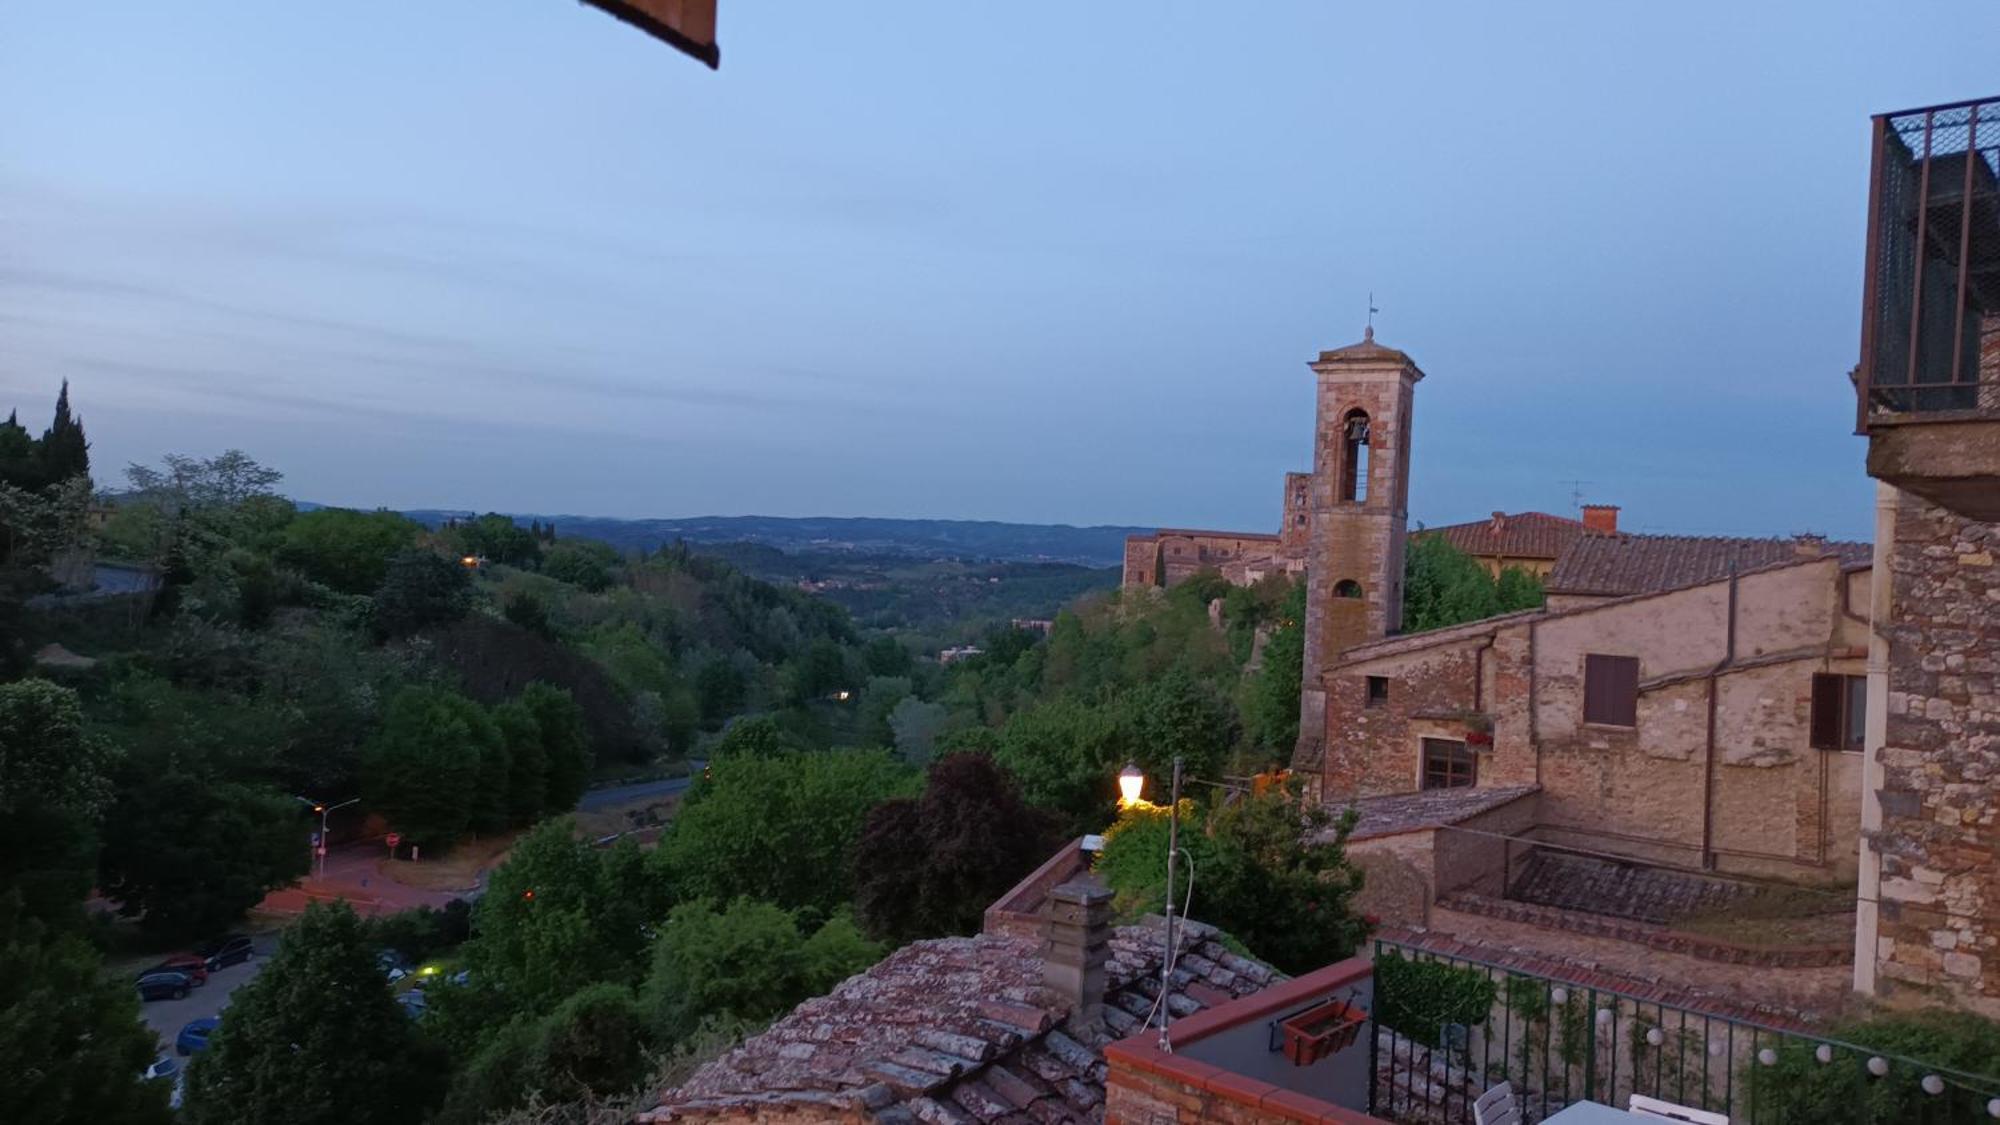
[1313, 326, 1422, 373]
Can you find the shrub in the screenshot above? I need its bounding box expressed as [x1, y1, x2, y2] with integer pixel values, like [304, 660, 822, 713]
[1373, 951, 1498, 1047]
[1755, 1009, 2000, 1123]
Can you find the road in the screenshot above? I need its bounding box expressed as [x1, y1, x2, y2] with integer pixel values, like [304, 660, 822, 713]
[574, 772, 694, 812]
[135, 935, 278, 1053]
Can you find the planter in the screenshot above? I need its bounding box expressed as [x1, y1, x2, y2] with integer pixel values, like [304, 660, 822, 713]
[1465, 730, 1494, 749]
[1279, 998, 1369, 1066]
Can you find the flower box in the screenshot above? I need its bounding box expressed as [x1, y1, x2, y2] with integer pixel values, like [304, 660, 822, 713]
[1465, 730, 1494, 749]
[1279, 998, 1369, 1066]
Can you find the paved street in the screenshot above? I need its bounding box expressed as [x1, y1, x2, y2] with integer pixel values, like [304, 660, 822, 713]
[574, 772, 694, 812]
[135, 935, 277, 1053]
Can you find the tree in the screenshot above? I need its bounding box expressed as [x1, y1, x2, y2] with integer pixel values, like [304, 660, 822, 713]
[449, 821, 667, 1025]
[993, 697, 1130, 837]
[493, 699, 550, 824]
[541, 540, 618, 592]
[656, 749, 917, 918]
[439, 983, 651, 1125]
[0, 894, 171, 1125]
[1096, 780, 1367, 975]
[0, 679, 117, 922]
[852, 752, 1057, 942]
[372, 548, 471, 638]
[1243, 581, 1306, 756]
[519, 682, 591, 813]
[1402, 535, 1546, 633]
[694, 657, 747, 727]
[98, 770, 308, 943]
[888, 696, 948, 765]
[277, 508, 418, 594]
[708, 714, 794, 760]
[862, 634, 912, 677]
[448, 513, 542, 568]
[181, 901, 443, 1125]
[502, 590, 555, 637]
[361, 686, 497, 848]
[38, 379, 89, 485]
[642, 898, 880, 1038]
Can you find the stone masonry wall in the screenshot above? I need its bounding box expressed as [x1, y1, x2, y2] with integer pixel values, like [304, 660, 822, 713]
[1874, 492, 2000, 1016]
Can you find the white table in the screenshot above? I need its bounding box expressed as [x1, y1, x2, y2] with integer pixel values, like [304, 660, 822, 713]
[1542, 1103, 1644, 1123]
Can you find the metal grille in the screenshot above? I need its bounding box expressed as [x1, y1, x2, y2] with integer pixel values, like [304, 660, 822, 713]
[1859, 96, 2000, 427]
[1368, 939, 2000, 1123]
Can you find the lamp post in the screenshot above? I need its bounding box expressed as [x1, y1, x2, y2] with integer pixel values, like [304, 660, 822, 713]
[295, 795, 359, 881]
[1116, 758, 1184, 1051]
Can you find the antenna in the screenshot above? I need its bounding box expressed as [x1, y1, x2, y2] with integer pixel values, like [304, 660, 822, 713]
[1367, 291, 1380, 334]
[1562, 479, 1593, 514]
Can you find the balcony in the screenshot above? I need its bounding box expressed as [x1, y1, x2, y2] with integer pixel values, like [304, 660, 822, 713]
[1857, 96, 2000, 519]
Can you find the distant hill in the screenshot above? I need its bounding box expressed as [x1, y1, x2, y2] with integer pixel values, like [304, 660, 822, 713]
[397, 511, 1147, 568]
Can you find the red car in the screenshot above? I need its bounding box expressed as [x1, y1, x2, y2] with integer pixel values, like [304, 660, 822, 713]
[147, 954, 210, 986]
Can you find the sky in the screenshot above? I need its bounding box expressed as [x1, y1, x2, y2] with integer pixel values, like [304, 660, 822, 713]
[3, 3, 1997, 541]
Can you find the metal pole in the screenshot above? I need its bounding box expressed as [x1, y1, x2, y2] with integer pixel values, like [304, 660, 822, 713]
[1158, 755, 1183, 1052]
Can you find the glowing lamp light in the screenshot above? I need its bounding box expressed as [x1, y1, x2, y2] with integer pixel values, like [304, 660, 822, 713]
[1985, 1096, 2000, 1118]
[1117, 762, 1145, 807]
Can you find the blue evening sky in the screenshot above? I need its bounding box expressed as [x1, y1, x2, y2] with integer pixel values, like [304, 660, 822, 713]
[4, 2, 1996, 540]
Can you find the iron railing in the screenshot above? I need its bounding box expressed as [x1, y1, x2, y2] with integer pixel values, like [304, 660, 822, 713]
[1858, 95, 2000, 430]
[1367, 939, 2000, 1124]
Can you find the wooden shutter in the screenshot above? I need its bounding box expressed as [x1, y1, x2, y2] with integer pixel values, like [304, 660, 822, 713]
[1809, 673, 1841, 750]
[1584, 654, 1639, 727]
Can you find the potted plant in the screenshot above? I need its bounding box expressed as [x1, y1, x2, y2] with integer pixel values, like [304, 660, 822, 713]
[1279, 997, 1369, 1066]
[1463, 712, 1494, 749]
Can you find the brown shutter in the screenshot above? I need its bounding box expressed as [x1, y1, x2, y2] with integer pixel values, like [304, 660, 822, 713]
[1610, 656, 1638, 726]
[1585, 654, 1640, 726]
[1809, 673, 1840, 750]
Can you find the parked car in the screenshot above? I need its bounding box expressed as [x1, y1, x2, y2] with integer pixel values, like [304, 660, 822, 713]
[176, 1017, 219, 1056]
[137, 971, 193, 1001]
[145, 954, 209, 986]
[195, 935, 254, 971]
[142, 1054, 180, 1082]
[396, 990, 428, 1020]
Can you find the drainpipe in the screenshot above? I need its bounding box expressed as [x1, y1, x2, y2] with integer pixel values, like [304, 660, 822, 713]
[1700, 564, 1741, 871]
[1853, 482, 1897, 998]
[1528, 621, 1541, 788]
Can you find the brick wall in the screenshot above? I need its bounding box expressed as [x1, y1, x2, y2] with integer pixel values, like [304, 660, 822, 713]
[1871, 492, 2000, 1016]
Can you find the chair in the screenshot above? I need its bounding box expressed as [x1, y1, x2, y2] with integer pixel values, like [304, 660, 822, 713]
[1629, 1093, 1730, 1124]
[1472, 1081, 1519, 1125]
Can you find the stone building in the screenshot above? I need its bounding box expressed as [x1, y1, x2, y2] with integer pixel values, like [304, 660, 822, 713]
[1849, 94, 2000, 1018]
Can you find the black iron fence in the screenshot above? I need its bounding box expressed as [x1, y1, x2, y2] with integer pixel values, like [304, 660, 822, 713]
[1367, 939, 2000, 1124]
[1858, 95, 2000, 429]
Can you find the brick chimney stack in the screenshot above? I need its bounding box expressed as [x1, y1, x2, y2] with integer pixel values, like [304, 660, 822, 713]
[1581, 504, 1620, 534]
[1044, 881, 1113, 1029]
[1489, 511, 1507, 534]
[1794, 532, 1828, 558]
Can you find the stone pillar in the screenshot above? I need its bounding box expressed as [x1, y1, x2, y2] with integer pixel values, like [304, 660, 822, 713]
[1045, 881, 1113, 1029]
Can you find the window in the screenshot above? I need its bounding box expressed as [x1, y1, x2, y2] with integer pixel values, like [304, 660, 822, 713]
[1583, 654, 1639, 727]
[1810, 673, 1868, 751]
[1366, 676, 1389, 707]
[1422, 738, 1475, 790]
[1333, 579, 1363, 599]
[1339, 409, 1370, 503]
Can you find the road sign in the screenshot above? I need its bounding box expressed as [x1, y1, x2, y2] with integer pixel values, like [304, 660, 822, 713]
[316, 845, 327, 856]
[309, 831, 321, 846]
[385, 832, 402, 850]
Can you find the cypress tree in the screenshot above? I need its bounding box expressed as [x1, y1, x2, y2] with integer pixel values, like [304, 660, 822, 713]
[0, 408, 42, 491]
[38, 381, 89, 485]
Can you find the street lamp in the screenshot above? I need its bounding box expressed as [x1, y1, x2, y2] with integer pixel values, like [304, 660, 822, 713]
[1116, 758, 1184, 1051]
[295, 795, 360, 881]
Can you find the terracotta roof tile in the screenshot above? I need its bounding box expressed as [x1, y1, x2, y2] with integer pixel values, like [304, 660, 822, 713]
[1415, 511, 1584, 562]
[640, 920, 1284, 1124]
[1544, 533, 1870, 597]
[1341, 785, 1540, 842]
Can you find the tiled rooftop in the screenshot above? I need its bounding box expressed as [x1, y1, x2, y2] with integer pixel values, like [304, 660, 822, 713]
[1545, 533, 1871, 597]
[1340, 785, 1539, 842]
[639, 918, 1282, 1124]
[1415, 511, 1584, 562]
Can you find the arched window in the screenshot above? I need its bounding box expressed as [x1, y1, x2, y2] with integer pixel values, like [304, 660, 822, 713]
[1339, 409, 1370, 502]
[1334, 579, 1364, 598]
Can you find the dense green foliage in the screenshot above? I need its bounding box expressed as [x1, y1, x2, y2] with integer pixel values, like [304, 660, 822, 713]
[643, 898, 881, 1034]
[277, 508, 420, 593]
[98, 769, 307, 942]
[852, 751, 1058, 942]
[1755, 1008, 2000, 1123]
[1401, 534, 1545, 634]
[1372, 951, 1500, 1046]
[657, 748, 918, 917]
[182, 901, 444, 1125]
[1096, 780, 1368, 974]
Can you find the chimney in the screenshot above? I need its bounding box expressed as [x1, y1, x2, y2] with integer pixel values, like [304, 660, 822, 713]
[1490, 511, 1507, 534]
[1581, 504, 1620, 534]
[1044, 880, 1113, 1029]
[1794, 532, 1828, 558]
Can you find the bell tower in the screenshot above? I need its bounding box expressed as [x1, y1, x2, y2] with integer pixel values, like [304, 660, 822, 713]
[1295, 327, 1423, 766]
